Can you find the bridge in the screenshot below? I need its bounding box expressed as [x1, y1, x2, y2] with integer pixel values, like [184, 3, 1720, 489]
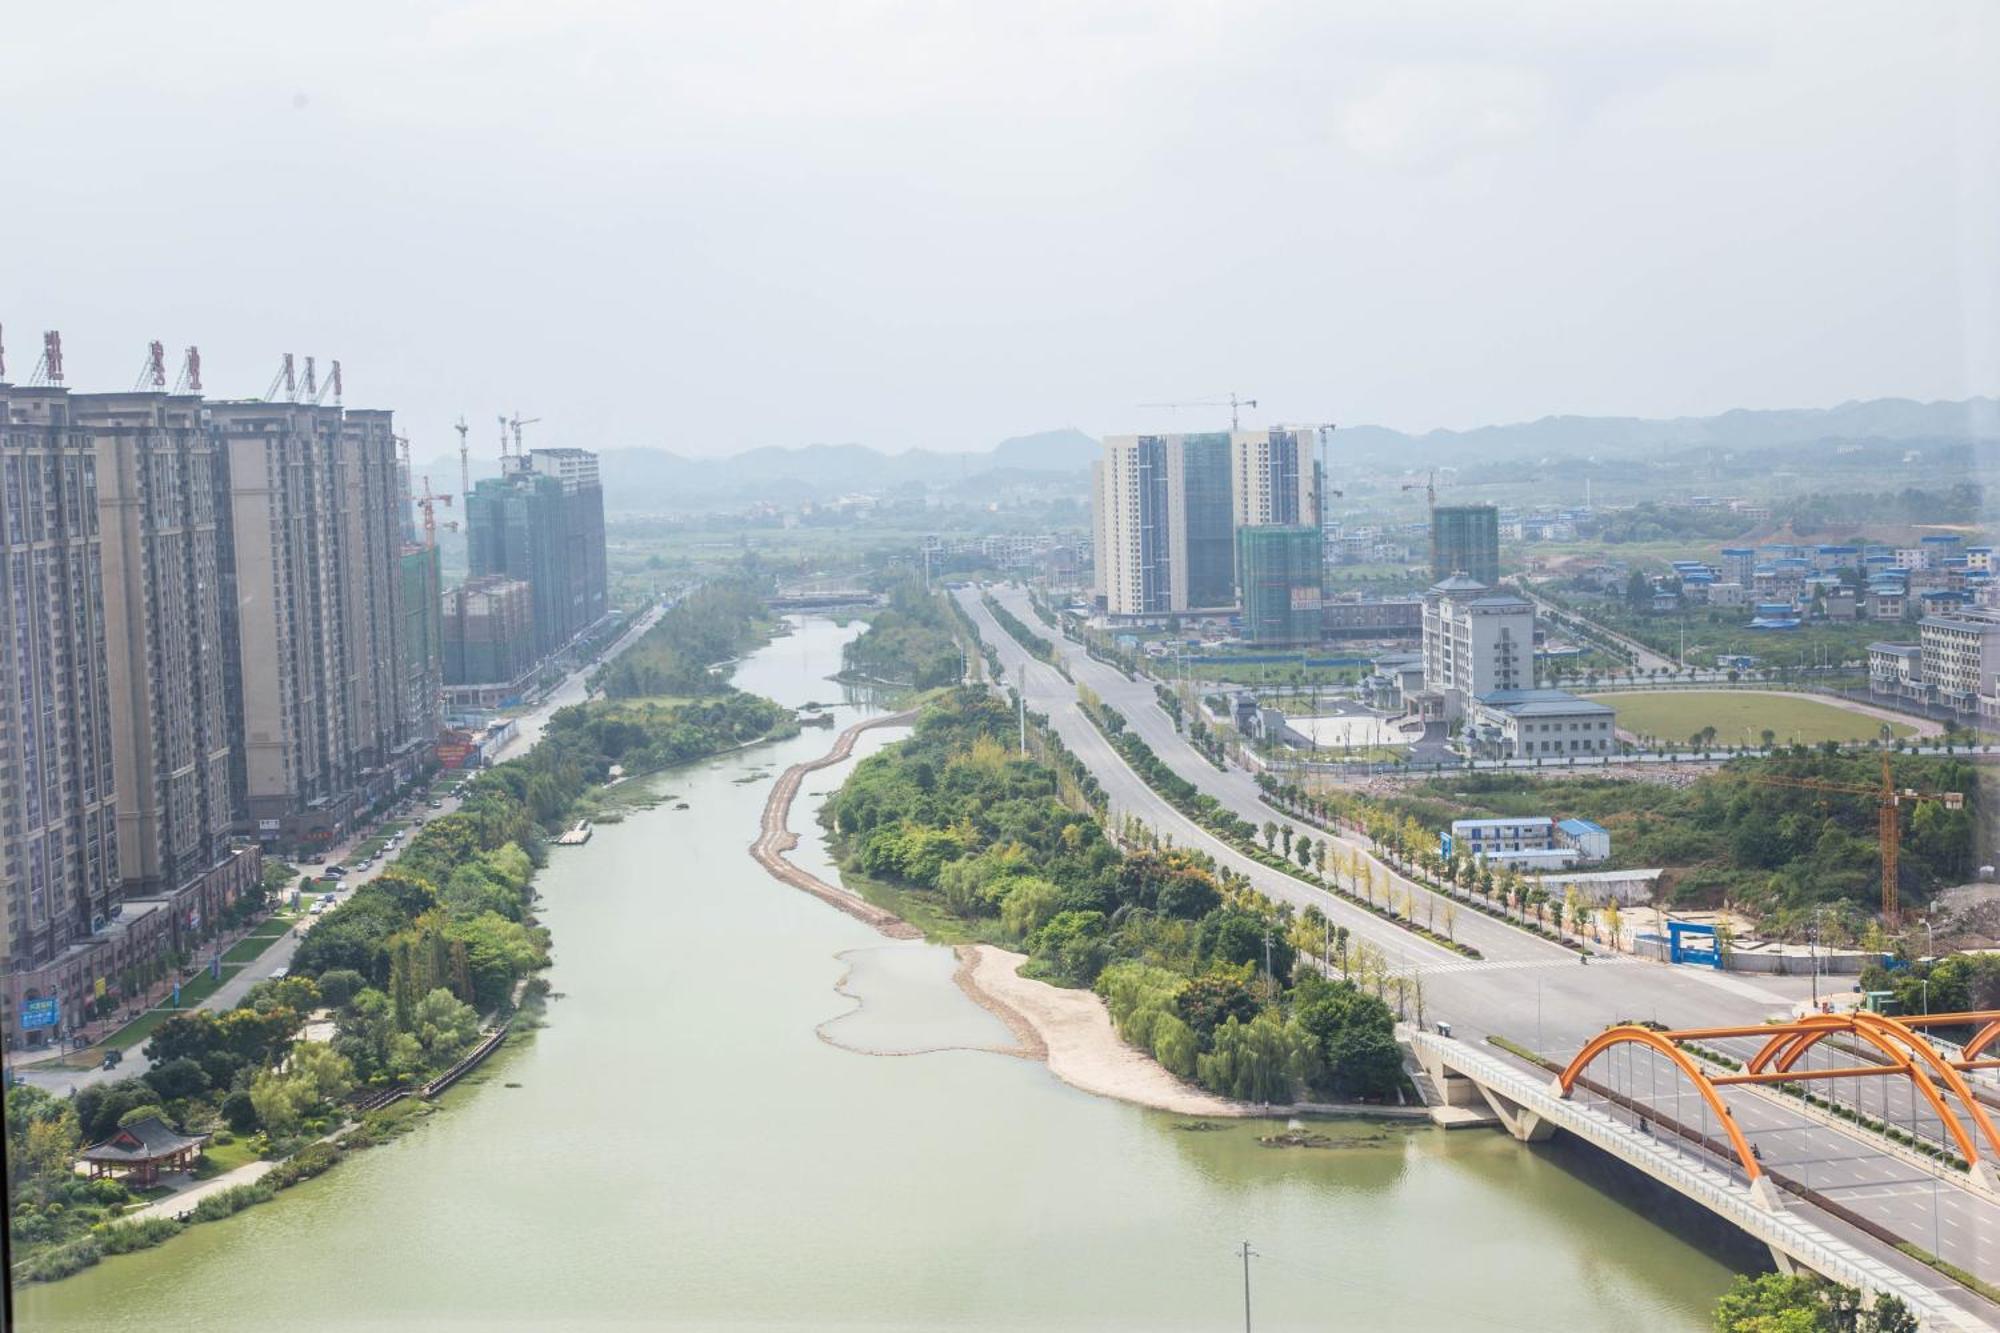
[951, 582, 2000, 1326]
[767, 589, 883, 611]
[1410, 1026, 2000, 1328]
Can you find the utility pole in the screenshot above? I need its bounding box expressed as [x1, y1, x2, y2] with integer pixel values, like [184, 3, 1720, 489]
[1810, 907, 1821, 1009]
[1262, 929, 1274, 1002]
[1239, 1240, 1258, 1333]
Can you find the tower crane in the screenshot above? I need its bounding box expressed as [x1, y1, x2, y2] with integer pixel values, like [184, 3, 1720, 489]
[1747, 753, 1964, 922]
[507, 412, 542, 458]
[1313, 423, 1343, 499]
[265, 353, 296, 402]
[413, 475, 455, 549]
[454, 417, 471, 496]
[1138, 392, 1259, 430]
[134, 341, 167, 391]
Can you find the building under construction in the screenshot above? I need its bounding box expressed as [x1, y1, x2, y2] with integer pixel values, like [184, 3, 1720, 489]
[466, 446, 608, 659]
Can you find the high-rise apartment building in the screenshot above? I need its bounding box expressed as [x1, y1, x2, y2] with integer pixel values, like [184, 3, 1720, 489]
[1431, 504, 1500, 585]
[398, 544, 445, 743]
[75, 392, 241, 906]
[467, 447, 608, 657]
[1231, 428, 1321, 530]
[1094, 436, 1172, 615]
[0, 384, 142, 1039]
[210, 400, 423, 852]
[1094, 428, 1323, 617]
[1236, 525, 1323, 645]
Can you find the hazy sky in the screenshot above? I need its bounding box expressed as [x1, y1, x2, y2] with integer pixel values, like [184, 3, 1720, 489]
[3, 1, 1996, 458]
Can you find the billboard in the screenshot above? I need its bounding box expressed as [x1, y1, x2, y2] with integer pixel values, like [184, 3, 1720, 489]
[20, 996, 59, 1031]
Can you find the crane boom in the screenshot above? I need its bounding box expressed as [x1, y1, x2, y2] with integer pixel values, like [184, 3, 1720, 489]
[1747, 754, 1963, 921]
[1138, 392, 1259, 430]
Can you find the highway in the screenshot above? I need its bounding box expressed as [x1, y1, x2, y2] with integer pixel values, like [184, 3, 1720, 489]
[955, 582, 2000, 1307]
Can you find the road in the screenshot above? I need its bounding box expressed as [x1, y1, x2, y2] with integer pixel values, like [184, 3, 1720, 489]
[957, 581, 2000, 1301]
[490, 597, 670, 764]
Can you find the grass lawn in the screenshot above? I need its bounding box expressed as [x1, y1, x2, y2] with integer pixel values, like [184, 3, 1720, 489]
[98, 964, 248, 1051]
[195, 1136, 262, 1176]
[1582, 690, 1917, 747]
[222, 928, 291, 965]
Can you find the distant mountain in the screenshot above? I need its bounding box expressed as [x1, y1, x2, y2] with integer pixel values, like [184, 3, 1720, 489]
[1334, 397, 2000, 467]
[414, 399, 1996, 514]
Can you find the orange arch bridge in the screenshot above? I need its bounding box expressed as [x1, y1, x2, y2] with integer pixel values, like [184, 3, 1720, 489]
[1557, 1010, 2000, 1182]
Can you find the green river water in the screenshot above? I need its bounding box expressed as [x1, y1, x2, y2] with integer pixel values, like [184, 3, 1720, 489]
[21, 616, 1737, 1331]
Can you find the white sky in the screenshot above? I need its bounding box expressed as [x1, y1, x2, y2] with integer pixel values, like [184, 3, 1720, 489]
[2, 1, 1995, 458]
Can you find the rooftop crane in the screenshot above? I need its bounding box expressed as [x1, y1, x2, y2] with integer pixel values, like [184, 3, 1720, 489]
[265, 353, 295, 402]
[311, 359, 343, 405]
[1747, 753, 1964, 922]
[29, 330, 64, 386]
[172, 346, 202, 395]
[413, 475, 455, 549]
[1138, 392, 1259, 430]
[134, 340, 167, 391]
[507, 413, 542, 458]
[454, 416, 471, 496]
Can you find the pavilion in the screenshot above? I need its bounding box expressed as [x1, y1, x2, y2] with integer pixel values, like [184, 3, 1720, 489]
[78, 1116, 208, 1187]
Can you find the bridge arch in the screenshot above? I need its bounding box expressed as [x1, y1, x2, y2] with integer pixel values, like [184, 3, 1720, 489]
[1558, 1025, 1763, 1182]
[1741, 1012, 2000, 1168]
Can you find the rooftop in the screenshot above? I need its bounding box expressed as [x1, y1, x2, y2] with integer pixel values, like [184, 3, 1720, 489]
[1474, 688, 1614, 718]
[79, 1117, 208, 1164]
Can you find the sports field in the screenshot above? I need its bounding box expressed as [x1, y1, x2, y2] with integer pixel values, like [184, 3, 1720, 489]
[1582, 690, 1920, 747]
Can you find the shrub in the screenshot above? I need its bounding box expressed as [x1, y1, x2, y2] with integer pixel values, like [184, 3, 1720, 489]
[96, 1216, 185, 1254]
[188, 1180, 276, 1222]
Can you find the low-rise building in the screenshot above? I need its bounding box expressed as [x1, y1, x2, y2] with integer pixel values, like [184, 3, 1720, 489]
[1919, 611, 2000, 713]
[1555, 818, 1611, 862]
[1467, 688, 1617, 759]
[1449, 817, 1554, 856]
[1868, 641, 1925, 702]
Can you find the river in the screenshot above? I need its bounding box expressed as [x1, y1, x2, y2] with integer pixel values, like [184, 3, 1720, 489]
[22, 616, 1738, 1331]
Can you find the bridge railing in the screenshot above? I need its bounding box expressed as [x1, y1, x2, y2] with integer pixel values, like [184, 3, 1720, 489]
[1410, 1032, 1986, 1329]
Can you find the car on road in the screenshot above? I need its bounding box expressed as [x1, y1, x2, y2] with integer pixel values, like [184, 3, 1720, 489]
[324, 863, 347, 876]
[428, 799, 444, 809]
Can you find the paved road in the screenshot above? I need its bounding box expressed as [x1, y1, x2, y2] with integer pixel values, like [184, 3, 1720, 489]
[490, 598, 670, 764]
[958, 581, 2000, 1298]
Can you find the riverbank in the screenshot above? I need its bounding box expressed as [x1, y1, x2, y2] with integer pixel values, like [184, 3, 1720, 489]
[751, 709, 922, 939]
[954, 945, 1429, 1120]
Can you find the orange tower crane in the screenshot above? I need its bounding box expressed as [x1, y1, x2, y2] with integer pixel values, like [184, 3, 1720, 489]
[414, 476, 455, 548]
[1748, 753, 1964, 922]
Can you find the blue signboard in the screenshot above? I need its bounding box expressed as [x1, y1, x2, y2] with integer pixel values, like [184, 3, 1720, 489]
[20, 996, 59, 1031]
[1439, 832, 1454, 860]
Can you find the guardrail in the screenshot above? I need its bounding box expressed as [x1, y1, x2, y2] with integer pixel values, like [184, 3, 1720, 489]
[1410, 1031, 1990, 1329]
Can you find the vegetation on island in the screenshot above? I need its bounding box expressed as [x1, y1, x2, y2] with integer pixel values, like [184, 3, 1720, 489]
[841, 578, 963, 689]
[825, 689, 1406, 1105]
[593, 576, 776, 699]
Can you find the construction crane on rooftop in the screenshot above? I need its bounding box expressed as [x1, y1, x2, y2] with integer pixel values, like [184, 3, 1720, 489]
[1747, 753, 1964, 922]
[413, 475, 455, 549]
[454, 417, 471, 496]
[1139, 392, 1259, 431]
[172, 346, 202, 395]
[265, 353, 295, 402]
[507, 412, 541, 459]
[134, 341, 167, 391]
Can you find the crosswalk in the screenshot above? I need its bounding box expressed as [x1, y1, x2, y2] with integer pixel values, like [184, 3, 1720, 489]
[1391, 953, 1646, 977]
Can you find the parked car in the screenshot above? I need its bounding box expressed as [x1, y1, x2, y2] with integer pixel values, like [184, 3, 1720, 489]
[428, 799, 444, 810]
[324, 863, 347, 876]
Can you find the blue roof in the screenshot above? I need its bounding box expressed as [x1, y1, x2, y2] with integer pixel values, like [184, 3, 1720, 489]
[1557, 818, 1606, 836]
[1475, 688, 1615, 717]
[1453, 817, 1554, 831]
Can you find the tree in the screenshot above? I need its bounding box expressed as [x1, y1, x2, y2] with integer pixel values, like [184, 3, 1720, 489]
[1711, 1272, 1913, 1332]
[1262, 821, 1278, 851]
[410, 988, 483, 1067]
